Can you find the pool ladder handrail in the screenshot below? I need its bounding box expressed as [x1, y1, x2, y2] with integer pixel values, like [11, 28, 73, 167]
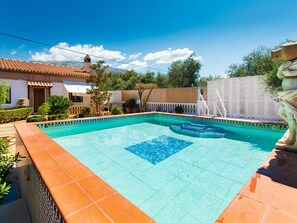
[197, 87, 209, 115]
[214, 88, 227, 118]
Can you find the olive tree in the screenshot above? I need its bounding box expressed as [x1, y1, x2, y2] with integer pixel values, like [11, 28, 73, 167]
[86, 61, 112, 113]
[136, 83, 157, 112]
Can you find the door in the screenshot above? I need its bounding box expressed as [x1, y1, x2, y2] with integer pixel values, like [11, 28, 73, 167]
[34, 88, 45, 112]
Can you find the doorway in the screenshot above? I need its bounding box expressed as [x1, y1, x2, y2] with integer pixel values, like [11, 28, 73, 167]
[34, 88, 45, 112]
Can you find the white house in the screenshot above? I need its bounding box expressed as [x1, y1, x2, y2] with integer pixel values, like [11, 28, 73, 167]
[0, 55, 95, 112]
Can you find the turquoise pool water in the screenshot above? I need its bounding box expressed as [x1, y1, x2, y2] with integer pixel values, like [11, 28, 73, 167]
[42, 114, 285, 223]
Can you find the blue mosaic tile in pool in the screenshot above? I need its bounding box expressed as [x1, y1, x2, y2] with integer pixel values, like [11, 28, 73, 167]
[125, 135, 193, 164]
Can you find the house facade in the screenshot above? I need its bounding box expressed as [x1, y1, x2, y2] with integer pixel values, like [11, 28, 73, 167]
[0, 55, 93, 112]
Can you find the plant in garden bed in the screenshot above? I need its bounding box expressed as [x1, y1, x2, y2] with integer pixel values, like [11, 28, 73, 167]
[48, 95, 72, 115]
[0, 108, 33, 124]
[175, 106, 184, 114]
[77, 106, 95, 118]
[111, 105, 123, 115]
[0, 137, 19, 203]
[124, 98, 138, 113]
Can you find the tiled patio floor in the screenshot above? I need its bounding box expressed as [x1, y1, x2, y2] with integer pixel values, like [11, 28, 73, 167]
[216, 149, 297, 223]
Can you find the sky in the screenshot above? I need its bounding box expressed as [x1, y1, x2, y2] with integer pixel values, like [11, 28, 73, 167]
[0, 0, 296, 77]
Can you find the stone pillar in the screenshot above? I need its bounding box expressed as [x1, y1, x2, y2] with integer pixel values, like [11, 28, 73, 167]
[271, 42, 297, 151]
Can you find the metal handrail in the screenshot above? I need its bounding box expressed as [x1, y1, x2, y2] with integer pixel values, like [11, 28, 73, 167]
[197, 87, 209, 115]
[216, 89, 227, 118]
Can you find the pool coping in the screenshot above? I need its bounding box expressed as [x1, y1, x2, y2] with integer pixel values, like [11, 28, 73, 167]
[15, 112, 291, 222]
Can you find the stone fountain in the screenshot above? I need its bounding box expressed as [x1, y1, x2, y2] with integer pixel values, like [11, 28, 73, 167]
[271, 41, 297, 151]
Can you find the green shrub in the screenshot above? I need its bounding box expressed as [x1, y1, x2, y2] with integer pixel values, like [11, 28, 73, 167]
[0, 107, 33, 124]
[0, 137, 19, 203]
[17, 98, 27, 108]
[26, 116, 47, 123]
[125, 98, 137, 109]
[47, 114, 59, 121]
[38, 103, 50, 116]
[175, 106, 184, 114]
[78, 106, 92, 118]
[58, 113, 67, 119]
[111, 105, 123, 115]
[48, 95, 72, 115]
[47, 114, 67, 121]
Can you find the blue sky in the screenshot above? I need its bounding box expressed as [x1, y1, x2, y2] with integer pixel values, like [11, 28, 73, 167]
[0, 0, 296, 76]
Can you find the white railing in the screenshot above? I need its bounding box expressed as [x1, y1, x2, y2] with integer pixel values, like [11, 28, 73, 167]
[147, 102, 197, 114]
[197, 87, 209, 115]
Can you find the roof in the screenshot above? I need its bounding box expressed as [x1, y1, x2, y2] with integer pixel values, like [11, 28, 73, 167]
[28, 81, 53, 87]
[0, 58, 90, 78]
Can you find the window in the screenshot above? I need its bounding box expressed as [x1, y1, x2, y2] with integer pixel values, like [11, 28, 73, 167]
[6, 87, 11, 104]
[69, 93, 83, 103]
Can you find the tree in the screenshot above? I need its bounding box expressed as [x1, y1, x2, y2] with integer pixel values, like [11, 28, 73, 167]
[105, 73, 126, 90]
[122, 70, 141, 90]
[86, 61, 112, 113]
[136, 83, 157, 112]
[198, 75, 222, 87]
[156, 72, 169, 88]
[0, 81, 9, 109]
[168, 54, 202, 87]
[226, 46, 283, 96]
[140, 72, 156, 84]
[227, 47, 280, 77]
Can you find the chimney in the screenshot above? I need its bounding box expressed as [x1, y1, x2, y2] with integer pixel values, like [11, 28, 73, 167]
[83, 54, 91, 72]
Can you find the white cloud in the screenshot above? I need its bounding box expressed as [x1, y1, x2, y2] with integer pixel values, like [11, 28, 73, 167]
[117, 60, 148, 70]
[128, 52, 142, 60]
[144, 48, 201, 64]
[31, 42, 125, 61]
[10, 50, 17, 55]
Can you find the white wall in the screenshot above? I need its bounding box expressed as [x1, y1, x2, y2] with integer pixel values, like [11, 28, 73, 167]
[1, 79, 28, 108]
[51, 82, 68, 98]
[207, 76, 280, 121]
[51, 82, 91, 106]
[109, 91, 122, 103]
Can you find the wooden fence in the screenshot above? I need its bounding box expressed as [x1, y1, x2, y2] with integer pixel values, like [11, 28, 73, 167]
[122, 87, 207, 103]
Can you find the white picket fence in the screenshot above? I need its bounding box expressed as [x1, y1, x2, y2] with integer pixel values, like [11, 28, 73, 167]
[147, 102, 197, 114]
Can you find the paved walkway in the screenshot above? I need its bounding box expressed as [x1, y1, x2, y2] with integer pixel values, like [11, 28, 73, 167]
[0, 123, 31, 223]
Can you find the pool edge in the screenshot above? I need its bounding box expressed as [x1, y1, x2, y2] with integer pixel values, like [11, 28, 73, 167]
[16, 112, 291, 222]
[15, 123, 155, 223]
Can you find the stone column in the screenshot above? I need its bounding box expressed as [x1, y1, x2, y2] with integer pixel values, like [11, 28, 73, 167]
[271, 41, 297, 151]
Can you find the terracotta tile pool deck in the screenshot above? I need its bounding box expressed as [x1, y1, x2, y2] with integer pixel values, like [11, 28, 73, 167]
[15, 115, 297, 223]
[15, 123, 154, 223]
[216, 149, 297, 223]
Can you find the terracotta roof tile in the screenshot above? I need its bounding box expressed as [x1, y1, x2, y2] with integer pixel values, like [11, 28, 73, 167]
[0, 58, 90, 78]
[28, 81, 53, 87]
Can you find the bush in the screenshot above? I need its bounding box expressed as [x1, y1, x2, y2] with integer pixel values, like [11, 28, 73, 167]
[0, 107, 33, 124]
[78, 106, 92, 118]
[47, 114, 68, 121]
[125, 98, 137, 109]
[17, 98, 27, 107]
[47, 114, 58, 121]
[0, 137, 19, 203]
[111, 105, 123, 115]
[175, 106, 184, 114]
[48, 95, 72, 115]
[58, 113, 67, 119]
[38, 103, 50, 116]
[26, 116, 47, 123]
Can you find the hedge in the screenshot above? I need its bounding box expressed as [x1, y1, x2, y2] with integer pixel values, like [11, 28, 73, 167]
[0, 107, 33, 124]
[26, 116, 47, 123]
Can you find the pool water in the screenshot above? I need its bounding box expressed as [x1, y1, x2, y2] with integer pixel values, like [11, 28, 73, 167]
[43, 115, 284, 223]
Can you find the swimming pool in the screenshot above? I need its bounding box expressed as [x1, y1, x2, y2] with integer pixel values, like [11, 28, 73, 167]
[40, 114, 285, 223]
